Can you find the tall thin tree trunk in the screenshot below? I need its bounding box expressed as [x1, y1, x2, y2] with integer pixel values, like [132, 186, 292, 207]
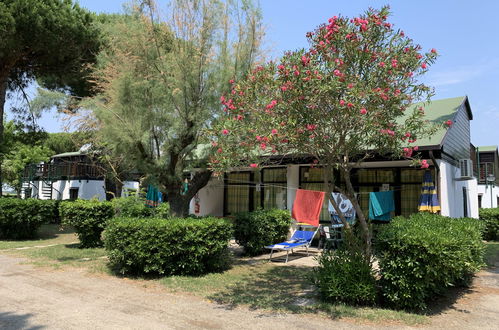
[0, 76, 8, 197]
[342, 166, 372, 256]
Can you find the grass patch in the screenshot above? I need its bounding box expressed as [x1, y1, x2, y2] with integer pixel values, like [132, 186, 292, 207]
[484, 241, 499, 267]
[0, 224, 77, 250]
[6, 243, 108, 270]
[1, 224, 107, 271]
[160, 260, 427, 325]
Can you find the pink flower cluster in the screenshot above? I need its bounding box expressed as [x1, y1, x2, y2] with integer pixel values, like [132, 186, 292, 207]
[325, 16, 340, 39]
[421, 159, 429, 169]
[220, 96, 236, 111]
[380, 129, 395, 136]
[266, 100, 277, 110]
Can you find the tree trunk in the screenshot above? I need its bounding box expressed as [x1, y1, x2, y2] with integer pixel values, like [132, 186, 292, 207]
[341, 166, 372, 257]
[168, 192, 190, 217]
[163, 170, 212, 218]
[0, 76, 8, 197]
[104, 177, 123, 200]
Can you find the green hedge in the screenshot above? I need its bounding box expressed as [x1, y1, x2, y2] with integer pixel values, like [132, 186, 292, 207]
[314, 249, 377, 306]
[104, 217, 233, 276]
[233, 209, 292, 256]
[479, 208, 499, 241]
[0, 199, 57, 239]
[376, 213, 484, 310]
[60, 200, 114, 248]
[111, 196, 153, 218]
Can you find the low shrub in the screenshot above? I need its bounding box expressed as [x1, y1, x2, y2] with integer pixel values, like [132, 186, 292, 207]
[233, 209, 292, 256]
[104, 217, 233, 276]
[0, 199, 56, 239]
[39, 199, 61, 224]
[60, 200, 114, 248]
[111, 196, 153, 218]
[153, 202, 170, 219]
[313, 249, 377, 306]
[376, 213, 484, 310]
[479, 208, 499, 241]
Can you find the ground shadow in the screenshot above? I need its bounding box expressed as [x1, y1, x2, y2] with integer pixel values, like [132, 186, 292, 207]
[36, 224, 74, 240]
[0, 311, 45, 330]
[207, 264, 319, 314]
[421, 285, 475, 316]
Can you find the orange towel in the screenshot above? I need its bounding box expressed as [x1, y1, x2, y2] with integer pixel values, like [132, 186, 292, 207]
[291, 189, 325, 226]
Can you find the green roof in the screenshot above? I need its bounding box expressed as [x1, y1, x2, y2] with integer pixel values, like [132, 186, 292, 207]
[477, 145, 498, 152]
[51, 151, 84, 158]
[407, 96, 468, 148]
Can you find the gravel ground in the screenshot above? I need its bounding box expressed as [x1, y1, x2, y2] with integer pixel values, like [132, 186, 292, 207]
[0, 253, 498, 330]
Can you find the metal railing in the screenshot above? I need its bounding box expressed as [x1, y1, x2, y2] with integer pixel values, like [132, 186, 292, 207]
[23, 162, 105, 181]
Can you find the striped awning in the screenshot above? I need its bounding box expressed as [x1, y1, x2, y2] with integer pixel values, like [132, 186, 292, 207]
[418, 170, 441, 213]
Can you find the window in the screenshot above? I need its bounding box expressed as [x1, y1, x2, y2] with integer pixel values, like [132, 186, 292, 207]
[478, 194, 483, 208]
[69, 187, 79, 200]
[261, 168, 287, 210]
[479, 162, 494, 183]
[224, 172, 258, 215]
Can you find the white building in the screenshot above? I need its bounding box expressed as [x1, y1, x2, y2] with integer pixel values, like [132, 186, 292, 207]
[476, 146, 499, 208]
[190, 96, 479, 219]
[22, 151, 139, 201]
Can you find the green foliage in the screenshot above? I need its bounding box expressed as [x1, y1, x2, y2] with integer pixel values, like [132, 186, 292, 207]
[479, 208, 499, 241]
[153, 202, 170, 219]
[1, 121, 52, 193]
[0, 0, 101, 95]
[376, 213, 484, 310]
[111, 196, 152, 218]
[43, 132, 91, 155]
[104, 217, 233, 276]
[59, 200, 114, 248]
[0, 199, 56, 239]
[314, 249, 377, 306]
[85, 1, 264, 216]
[233, 209, 292, 256]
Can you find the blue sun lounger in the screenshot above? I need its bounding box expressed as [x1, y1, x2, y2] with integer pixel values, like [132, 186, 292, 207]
[265, 228, 319, 263]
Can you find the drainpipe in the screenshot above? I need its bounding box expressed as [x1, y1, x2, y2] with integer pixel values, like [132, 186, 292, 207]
[429, 151, 441, 213]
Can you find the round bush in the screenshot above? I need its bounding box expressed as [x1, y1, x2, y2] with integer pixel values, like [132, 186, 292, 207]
[314, 249, 377, 306]
[60, 200, 114, 248]
[376, 213, 484, 310]
[0, 199, 56, 239]
[233, 209, 292, 256]
[104, 216, 233, 276]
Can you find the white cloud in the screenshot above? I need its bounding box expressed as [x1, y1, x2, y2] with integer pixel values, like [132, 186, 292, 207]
[428, 59, 499, 87]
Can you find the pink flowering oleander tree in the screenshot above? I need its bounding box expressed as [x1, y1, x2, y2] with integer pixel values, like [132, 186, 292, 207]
[208, 6, 441, 256]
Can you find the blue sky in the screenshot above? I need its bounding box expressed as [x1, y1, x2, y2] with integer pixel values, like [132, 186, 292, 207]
[6, 0, 499, 146]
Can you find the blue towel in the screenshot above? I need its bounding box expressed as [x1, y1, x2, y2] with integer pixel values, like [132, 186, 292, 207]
[368, 191, 394, 221]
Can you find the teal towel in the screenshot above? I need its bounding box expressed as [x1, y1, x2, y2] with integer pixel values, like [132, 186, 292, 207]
[369, 191, 394, 221]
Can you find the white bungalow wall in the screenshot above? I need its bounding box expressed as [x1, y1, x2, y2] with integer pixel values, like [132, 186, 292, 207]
[477, 184, 499, 208]
[438, 160, 479, 218]
[189, 160, 480, 219]
[189, 176, 224, 217]
[22, 179, 139, 201]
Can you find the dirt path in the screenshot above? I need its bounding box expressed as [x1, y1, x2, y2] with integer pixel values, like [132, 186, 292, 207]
[427, 266, 499, 329]
[1, 254, 498, 329]
[0, 254, 377, 330]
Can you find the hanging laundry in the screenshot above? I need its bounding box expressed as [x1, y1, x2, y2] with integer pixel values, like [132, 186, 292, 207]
[328, 192, 356, 225]
[291, 189, 325, 226]
[146, 184, 160, 207]
[418, 171, 440, 213]
[368, 191, 395, 221]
